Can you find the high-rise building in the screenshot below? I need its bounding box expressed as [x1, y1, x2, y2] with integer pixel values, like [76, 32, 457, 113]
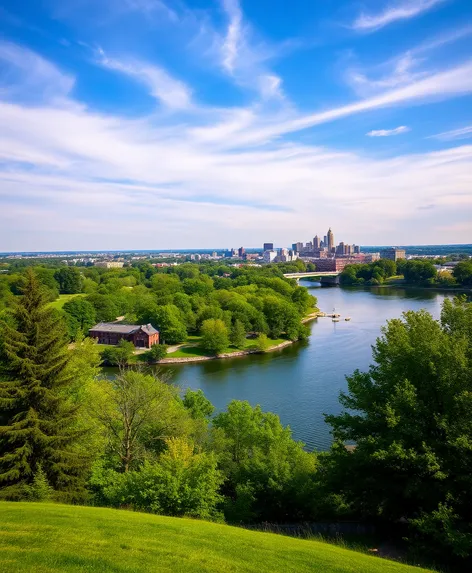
[353, 244, 360, 254]
[327, 228, 334, 253]
[323, 235, 327, 246]
[313, 235, 320, 249]
[238, 247, 245, 258]
[263, 242, 274, 252]
[292, 242, 303, 253]
[336, 242, 344, 255]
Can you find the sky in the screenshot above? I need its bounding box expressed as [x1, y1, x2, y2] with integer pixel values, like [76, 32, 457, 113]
[0, 0, 471, 251]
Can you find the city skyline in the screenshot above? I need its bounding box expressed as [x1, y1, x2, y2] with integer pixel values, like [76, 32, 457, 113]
[1, 0, 472, 251]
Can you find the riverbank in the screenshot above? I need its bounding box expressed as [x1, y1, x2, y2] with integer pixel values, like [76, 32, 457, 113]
[157, 311, 321, 364]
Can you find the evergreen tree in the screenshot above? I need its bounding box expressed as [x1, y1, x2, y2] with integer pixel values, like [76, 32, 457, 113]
[0, 270, 89, 501]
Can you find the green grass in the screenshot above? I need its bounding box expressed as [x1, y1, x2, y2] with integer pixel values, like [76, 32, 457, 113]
[167, 336, 287, 358]
[0, 502, 432, 573]
[48, 294, 86, 310]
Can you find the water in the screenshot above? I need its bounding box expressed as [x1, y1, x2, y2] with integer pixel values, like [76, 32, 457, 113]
[109, 285, 454, 451]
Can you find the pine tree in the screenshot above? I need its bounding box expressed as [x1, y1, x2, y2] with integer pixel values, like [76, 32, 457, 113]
[0, 270, 89, 501]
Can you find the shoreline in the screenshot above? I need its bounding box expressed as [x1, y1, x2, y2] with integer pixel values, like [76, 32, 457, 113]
[157, 312, 321, 365]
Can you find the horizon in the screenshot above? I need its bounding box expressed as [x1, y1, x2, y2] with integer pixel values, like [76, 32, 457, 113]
[1, 0, 471, 250]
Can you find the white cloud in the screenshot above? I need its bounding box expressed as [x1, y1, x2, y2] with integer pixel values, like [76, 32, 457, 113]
[221, 0, 243, 74]
[367, 126, 410, 137]
[353, 0, 447, 32]
[1, 43, 472, 249]
[96, 49, 193, 109]
[431, 125, 472, 141]
[0, 41, 74, 103]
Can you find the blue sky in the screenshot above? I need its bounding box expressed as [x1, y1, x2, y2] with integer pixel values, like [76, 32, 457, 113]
[0, 0, 471, 250]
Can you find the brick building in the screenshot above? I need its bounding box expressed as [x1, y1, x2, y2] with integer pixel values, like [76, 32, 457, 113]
[89, 323, 159, 348]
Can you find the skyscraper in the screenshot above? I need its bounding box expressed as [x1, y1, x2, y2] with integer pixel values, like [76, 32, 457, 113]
[313, 235, 320, 249]
[263, 242, 274, 252]
[327, 228, 334, 253]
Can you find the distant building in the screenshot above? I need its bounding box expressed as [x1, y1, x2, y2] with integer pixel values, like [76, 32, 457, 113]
[380, 248, 406, 261]
[263, 243, 274, 252]
[313, 235, 320, 249]
[353, 245, 360, 254]
[263, 250, 277, 263]
[327, 228, 334, 253]
[94, 261, 124, 269]
[292, 242, 304, 253]
[364, 253, 380, 262]
[89, 323, 159, 348]
[238, 247, 246, 258]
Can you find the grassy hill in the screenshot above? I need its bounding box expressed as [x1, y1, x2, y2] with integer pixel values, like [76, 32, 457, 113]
[0, 502, 432, 573]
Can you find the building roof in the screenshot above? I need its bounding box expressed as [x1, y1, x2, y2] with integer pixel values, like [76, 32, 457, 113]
[89, 322, 159, 335]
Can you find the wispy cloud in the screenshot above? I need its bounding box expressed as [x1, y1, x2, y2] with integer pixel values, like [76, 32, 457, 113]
[431, 125, 472, 141]
[353, 0, 447, 32]
[0, 41, 74, 103]
[96, 48, 193, 109]
[221, 0, 243, 74]
[367, 126, 410, 137]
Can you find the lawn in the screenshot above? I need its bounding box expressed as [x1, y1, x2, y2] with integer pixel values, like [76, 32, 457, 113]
[167, 336, 287, 358]
[0, 502, 433, 573]
[48, 293, 86, 310]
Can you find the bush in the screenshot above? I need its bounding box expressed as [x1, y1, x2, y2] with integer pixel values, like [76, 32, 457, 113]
[143, 344, 168, 363]
[101, 339, 135, 366]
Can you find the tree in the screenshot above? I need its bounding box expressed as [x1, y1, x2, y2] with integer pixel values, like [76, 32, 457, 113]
[213, 401, 318, 522]
[324, 300, 472, 560]
[453, 261, 472, 286]
[0, 270, 89, 501]
[90, 370, 192, 472]
[86, 293, 118, 322]
[183, 389, 214, 420]
[200, 319, 229, 354]
[230, 319, 246, 348]
[255, 333, 270, 352]
[63, 298, 96, 333]
[101, 339, 134, 366]
[54, 267, 83, 294]
[143, 343, 168, 363]
[90, 437, 224, 520]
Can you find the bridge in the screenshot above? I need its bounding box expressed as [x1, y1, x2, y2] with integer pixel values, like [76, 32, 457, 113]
[283, 271, 341, 285]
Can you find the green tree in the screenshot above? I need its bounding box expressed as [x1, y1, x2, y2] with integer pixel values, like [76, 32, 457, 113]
[183, 389, 214, 420]
[101, 339, 134, 366]
[54, 267, 83, 294]
[213, 401, 317, 522]
[230, 319, 246, 348]
[63, 298, 96, 333]
[200, 319, 229, 354]
[0, 270, 89, 501]
[143, 343, 168, 363]
[90, 370, 192, 472]
[91, 437, 224, 520]
[452, 260, 472, 286]
[324, 300, 472, 560]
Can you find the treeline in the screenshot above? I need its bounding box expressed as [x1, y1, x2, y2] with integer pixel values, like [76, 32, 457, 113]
[1, 271, 472, 568]
[0, 260, 316, 350]
[341, 258, 472, 287]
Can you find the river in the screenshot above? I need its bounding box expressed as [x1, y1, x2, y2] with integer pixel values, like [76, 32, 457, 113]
[110, 284, 455, 451]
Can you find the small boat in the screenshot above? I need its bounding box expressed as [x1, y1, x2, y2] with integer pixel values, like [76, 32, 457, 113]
[332, 318, 340, 322]
[344, 317, 351, 321]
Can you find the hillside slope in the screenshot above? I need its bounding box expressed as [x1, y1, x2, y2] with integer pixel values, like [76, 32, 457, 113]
[0, 502, 431, 573]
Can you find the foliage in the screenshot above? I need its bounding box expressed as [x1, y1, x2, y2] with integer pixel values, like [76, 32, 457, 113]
[200, 319, 229, 354]
[54, 267, 83, 294]
[24, 465, 54, 502]
[143, 343, 168, 363]
[91, 438, 224, 520]
[324, 298, 472, 561]
[0, 270, 89, 501]
[89, 370, 193, 472]
[229, 319, 246, 348]
[452, 260, 472, 286]
[340, 260, 397, 286]
[255, 333, 270, 352]
[396, 260, 437, 284]
[182, 388, 215, 420]
[101, 339, 135, 366]
[62, 298, 96, 339]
